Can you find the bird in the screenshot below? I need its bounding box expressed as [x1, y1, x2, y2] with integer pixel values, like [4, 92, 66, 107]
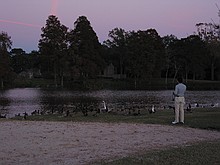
[211, 103, 219, 108]
[0, 114, 6, 118]
[152, 105, 155, 113]
[148, 105, 156, 114]
[186, 103, 192, 112]
[100, 101, 108, 112]
[23, 112, 28, 120]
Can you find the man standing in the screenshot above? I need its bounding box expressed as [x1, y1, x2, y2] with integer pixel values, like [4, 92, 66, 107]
[172, 77, 186, 124]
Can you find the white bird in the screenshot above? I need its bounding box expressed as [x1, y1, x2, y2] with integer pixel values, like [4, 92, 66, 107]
[149, 105, 156, 114]
[100, 101, 108, 112]
[151, 105, 155, 113]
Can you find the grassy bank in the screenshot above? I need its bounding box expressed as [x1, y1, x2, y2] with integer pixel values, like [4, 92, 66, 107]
[12, 107, 220, 131]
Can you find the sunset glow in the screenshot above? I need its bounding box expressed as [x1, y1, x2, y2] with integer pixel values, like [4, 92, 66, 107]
[0, 19, 41, 28]
[50, 0, 59, 16]
[0, 0, 219, 52]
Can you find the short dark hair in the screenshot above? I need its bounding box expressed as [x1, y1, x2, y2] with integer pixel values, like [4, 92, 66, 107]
[177, 77, 183, 83]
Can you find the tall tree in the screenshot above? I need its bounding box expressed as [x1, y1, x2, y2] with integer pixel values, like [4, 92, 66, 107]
[146, 29, 165, 78]
[68, 16, 104, 80]
[170, 38, 187, 82]
[183, 35, 207, 81]
[162, 35, 178, 84]
[104, 28, 128, 77]
[39, 15, 68, 87]
[196, 6, 220, 81]
[126, 29, 164, 79]
[0, 32, 12, 89]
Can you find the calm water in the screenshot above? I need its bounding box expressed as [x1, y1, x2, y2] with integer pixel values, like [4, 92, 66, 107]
[0, 88, 219, 118]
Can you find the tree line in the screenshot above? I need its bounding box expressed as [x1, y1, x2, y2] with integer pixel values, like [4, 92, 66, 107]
[0, 12, 220, 89]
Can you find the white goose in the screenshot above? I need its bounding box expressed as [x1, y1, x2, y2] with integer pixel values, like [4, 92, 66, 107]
[100, 101, 108, 112]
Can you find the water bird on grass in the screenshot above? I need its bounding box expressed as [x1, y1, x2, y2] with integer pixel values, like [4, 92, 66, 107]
[0, 114, 6, 118]
[211, 103, 219, 108]
[15, 113, 21, 117]
[168, 105, 175, 110]
[148, 105, 156, 114]
[23, 112, 28, 120]
[31, 110, 40, 115]
[100, 101, 108, 112]
[186, 103, 192, 113]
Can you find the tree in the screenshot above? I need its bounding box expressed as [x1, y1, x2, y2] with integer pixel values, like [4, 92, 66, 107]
[162, 35, 178, 84]
[11, 48, 28, 74]
[11, 49, 41, 79]
[196, 6, 220, 80]
[0, 32, 12, 89]
[68, 16, 104, 80]
[126, 29, 165, 79]
[28, 51, 40, 74]
[183, 35, 207, 81]
[104, 28, 128, 77]
[146, 29, 165, 78]
[39, 15, 68, 87]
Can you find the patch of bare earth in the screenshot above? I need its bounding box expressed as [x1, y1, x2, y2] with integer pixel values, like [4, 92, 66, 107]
[0, 120, 220, 165]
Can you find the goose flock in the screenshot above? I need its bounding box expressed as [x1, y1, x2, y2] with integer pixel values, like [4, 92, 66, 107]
[0, 100, 218, 119]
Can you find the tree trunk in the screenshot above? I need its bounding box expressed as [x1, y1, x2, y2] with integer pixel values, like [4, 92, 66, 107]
[165, 66, 169, 85]
[54, 64, 57, 87]
[134, 77, 137, 89]
[211, 62, 215, 81]
[185, 72, 188, 83]
[1, 78, 3, 89]
[193, 72, 196, 83]
[185, 65, 188, 83]
[173, 67, 179, 83]
[120, 59, 123, 79]
[61, 74, 64, 88]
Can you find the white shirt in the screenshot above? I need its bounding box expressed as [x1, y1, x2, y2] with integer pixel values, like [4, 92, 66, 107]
[174, 83, 186, 97]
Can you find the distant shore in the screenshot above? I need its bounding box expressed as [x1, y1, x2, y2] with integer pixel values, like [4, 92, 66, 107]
[9, 77, 220, 90]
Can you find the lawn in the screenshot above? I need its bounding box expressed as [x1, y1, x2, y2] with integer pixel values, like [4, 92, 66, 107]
[100, 140, 220, 165]
[13, 107, 220, 131]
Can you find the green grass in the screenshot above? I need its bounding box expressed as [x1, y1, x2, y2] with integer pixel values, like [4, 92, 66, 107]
[99, 140, 220, 165]
[185, 108, 220, 131]
[12, 107, 220, 131]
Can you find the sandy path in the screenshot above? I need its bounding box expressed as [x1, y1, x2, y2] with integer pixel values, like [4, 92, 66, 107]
[0, 120, 220, 165]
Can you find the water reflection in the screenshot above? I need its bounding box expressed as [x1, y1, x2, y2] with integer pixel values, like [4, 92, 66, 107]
[0, 88, 41, 118]
[0, 88, 219, 118]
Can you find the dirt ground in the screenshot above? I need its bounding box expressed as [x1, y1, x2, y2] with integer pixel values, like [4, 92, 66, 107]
[0, 120, 220, 165]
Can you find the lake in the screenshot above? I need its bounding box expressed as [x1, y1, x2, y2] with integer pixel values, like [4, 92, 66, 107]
[0, 88, 219, 118]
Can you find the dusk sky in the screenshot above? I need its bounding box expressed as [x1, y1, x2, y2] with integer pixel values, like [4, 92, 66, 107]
[0, 0, 219, 53]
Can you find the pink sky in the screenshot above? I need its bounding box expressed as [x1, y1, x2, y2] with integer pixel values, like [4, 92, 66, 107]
[0, 0, 219, 52]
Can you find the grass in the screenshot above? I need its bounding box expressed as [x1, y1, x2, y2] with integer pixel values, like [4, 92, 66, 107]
[10, 107, 220, 165]
[184, 108, 220, 131]
[12, 107, 220, 131]
[99, 140, 220, 165]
